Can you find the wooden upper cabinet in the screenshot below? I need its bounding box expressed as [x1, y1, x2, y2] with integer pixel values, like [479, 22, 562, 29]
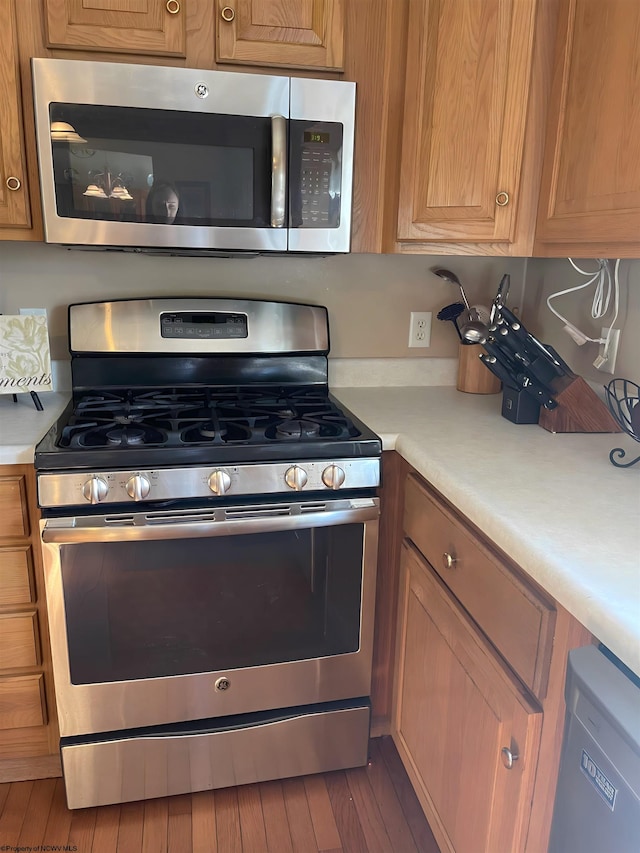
[216, 0, 345, 70]
[535, 0, 640, 256]
[396, 0, 538, 248]
[43, 0, 187, 57]
[0, 0, 32, 230]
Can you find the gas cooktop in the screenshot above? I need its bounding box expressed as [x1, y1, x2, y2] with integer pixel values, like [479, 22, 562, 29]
[35, 298, 382, 510]
[35, 385, 380, 470]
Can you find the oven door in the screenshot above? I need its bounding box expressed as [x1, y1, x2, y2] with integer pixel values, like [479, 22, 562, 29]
[40, 497, 379, 737]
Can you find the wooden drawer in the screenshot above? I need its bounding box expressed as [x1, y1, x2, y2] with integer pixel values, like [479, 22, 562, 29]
[0, 612, 40, 669]
[403, 474, 555, 697]
[0, 674, 46, 730]
[0, 546, 34, 606]
[0, 476, 29, 538]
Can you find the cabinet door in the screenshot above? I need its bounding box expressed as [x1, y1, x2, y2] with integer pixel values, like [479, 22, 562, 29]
[216, 0, 344, 70]
[393, 541, 542, 853]
[535, 0, 640, 255]
[397, 0, 537, 245]
[44, 0, 186, 57]
[0, 0, 31, 230]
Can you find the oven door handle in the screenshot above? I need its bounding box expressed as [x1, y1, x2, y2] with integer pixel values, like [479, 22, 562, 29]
[41, 499, 379, 544]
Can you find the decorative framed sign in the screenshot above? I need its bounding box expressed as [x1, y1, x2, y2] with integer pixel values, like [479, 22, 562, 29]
[0, 315, 53, 395]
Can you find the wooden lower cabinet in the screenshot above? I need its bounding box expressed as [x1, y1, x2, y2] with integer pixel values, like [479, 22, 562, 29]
[0, 466, 60, 782]
[384, 460, 592, 853]
[395, 542, 542, 853]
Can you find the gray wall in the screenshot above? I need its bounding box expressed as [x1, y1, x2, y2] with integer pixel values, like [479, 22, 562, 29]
[1, 243, 636, 387]
[0, 243, 524, 362]
[522, 258, 639, 384]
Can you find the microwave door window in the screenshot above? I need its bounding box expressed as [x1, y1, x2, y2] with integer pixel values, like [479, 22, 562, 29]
[49, 104, 273, 228]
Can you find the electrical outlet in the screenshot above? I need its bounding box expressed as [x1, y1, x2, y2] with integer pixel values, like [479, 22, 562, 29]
[408, 311, 432, 348]
[594, 327, 621, 374]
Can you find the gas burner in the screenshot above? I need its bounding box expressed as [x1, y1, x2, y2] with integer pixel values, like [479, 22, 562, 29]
[275, 418, 321, 440]
[65, 422, 168, 449]
[197, 424, 219, 439]
[180, 421, 250, 445]
[106, 426, 147, 446]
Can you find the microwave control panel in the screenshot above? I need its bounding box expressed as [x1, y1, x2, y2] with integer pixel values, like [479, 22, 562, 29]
[290, 121, 343, 228]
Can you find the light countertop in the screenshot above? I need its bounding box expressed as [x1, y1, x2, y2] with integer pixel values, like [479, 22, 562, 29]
[0, 393, 70, 464]
[1, 383, 638, 678]
[333, 386, 640, 678]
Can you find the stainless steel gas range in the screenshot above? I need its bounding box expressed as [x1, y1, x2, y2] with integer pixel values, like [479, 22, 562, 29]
[35, 298, 381, 809]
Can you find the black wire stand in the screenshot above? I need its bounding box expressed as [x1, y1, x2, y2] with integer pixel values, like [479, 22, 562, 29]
[604, 379, 640, 468]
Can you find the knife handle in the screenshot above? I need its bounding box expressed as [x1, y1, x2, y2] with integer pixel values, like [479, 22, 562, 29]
[516, 373, 558, 410]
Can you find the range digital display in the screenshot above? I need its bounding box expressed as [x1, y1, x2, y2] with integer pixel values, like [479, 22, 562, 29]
[160, 312, 248, 339]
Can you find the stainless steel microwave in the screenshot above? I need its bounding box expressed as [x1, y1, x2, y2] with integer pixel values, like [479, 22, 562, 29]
[31, 58, 355, 255]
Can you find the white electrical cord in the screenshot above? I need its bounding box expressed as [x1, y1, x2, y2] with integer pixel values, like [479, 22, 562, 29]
[546, 259, 620, 361]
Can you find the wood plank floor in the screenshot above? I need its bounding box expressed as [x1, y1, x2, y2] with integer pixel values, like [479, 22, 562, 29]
[0, 737, 440, 852]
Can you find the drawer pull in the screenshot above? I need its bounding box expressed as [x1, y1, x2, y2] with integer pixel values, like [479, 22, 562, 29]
[495, 191, 510, 206]
[166, 0, 180, 14]
[501, 746, 519, 769]
[221, 5, 235, 21]
[6, 176, 21, 191]
[442, 551, 457, 570]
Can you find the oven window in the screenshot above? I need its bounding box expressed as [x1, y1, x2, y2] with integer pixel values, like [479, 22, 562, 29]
[60, 525, 363, 684]
[49, 103, 272, 227]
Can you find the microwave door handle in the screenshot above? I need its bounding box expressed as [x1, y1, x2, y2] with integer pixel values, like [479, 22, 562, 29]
[271, 114, 287, 227]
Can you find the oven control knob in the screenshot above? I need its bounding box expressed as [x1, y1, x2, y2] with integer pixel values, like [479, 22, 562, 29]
[82, 476, 109, 504]
[285, 465, 308, 491]
[322, 464, 346, 490]
[208, 469, 231, 495]
[125, 474, 151, 501]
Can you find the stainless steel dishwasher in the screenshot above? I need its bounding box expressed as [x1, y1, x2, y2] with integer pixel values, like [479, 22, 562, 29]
[548, 644, 640, 853]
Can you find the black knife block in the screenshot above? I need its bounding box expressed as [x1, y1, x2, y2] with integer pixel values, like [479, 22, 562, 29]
[501, 387, 541, 424]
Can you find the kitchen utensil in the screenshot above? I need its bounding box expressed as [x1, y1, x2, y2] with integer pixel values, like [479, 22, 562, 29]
[482, 338, 520, 380]
[436, 302, 465, 340]
[479, 353, 518, 389]
[491, 325, 562, 395]
[490, 274, 511, 323]
[460, 307, 489, 344]
[470, 304, 491, 325]
[431, 268, 471, 312]
[499, 305, 566, 373]
[516, 372, 558, 410]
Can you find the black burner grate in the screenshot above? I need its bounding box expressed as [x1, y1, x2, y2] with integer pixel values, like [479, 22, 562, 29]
[59, 387, 361, 450]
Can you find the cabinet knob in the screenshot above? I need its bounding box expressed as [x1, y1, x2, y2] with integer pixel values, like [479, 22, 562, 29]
[221, 5, 236, 21]
[6, 176, 21, 191]
[495, 191, 510, 207]
[166, 0, 180, 14]
[501, 746, 519, 769]
[442, 552, 457, 570]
